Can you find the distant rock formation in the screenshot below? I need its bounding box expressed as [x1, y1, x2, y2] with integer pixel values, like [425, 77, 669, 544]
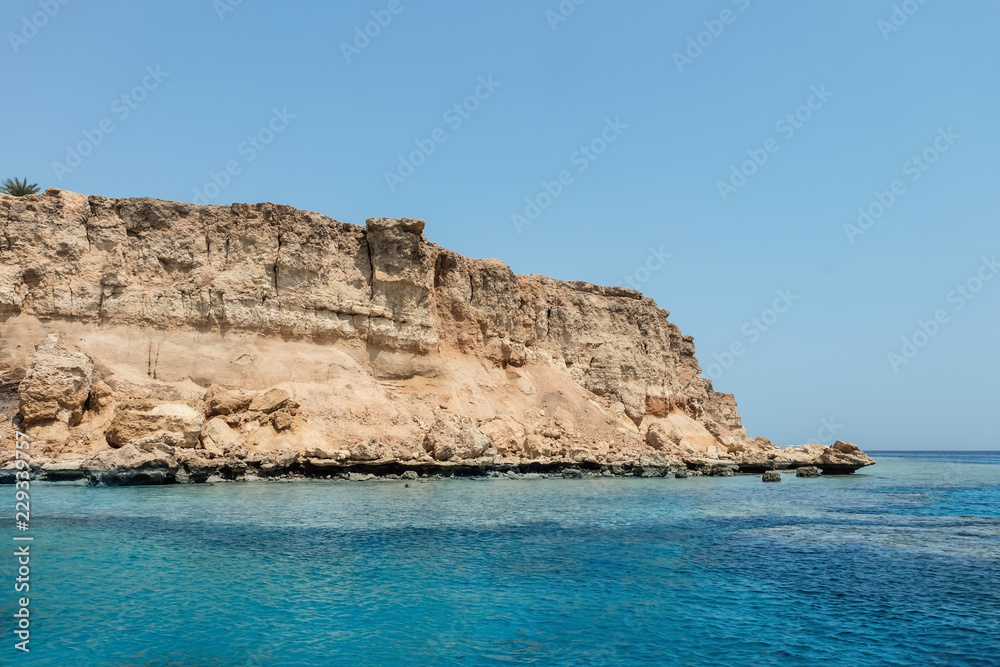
[0, 190, 874, 484]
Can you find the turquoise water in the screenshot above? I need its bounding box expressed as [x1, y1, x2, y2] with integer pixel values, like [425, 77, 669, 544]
[3, 452, 999, 666]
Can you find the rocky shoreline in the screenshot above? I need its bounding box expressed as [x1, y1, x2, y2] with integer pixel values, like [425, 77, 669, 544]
[2, 421, 869, 486]
[2, 451, 847, 487]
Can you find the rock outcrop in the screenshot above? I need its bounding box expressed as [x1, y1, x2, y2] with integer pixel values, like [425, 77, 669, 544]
[0, 189, 875, 483]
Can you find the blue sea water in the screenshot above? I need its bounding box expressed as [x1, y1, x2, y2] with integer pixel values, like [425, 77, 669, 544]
[2, 452, 999, 666]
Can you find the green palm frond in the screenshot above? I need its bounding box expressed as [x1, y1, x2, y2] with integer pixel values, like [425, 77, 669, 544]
[1, 177, 41, 197]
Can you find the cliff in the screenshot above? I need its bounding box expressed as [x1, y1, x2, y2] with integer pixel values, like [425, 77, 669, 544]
[0, 189, 872, 483]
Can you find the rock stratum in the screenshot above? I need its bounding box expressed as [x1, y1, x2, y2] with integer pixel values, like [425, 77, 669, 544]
[0, 189, 874, 484]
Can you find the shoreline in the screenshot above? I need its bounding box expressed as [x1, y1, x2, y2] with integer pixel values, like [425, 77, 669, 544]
[1, 457, 861, 487]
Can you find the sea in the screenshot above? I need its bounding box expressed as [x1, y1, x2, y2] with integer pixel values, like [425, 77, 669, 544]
[2, 451, 998, 666]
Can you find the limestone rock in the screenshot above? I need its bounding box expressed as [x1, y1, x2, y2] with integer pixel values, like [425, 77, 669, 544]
[639, 451, 680, 468]
[423, 416, 491, 462]
[82, 439, 179, 485]
[248, 388, 290, 414]
[204, 385, 252, 416]
[249, 447, 298, 476]
[200, 417, 241, 458]
[40, 459, 85, 481]
[762, 470, 782, 483]
[522, 434, 559, 459]
[478, 419, 523, 456]
[350, 438, 384, 461]
[645, 422, 677, 450]
[18, 341, 95, 426]
[795, 466, 822, 478]
[88, 380, 115, 414]
[106, 401, 203, 449]
[270, 410, 294, 431]
[304, 444, 349, 461]
[816, 441, 876, 475]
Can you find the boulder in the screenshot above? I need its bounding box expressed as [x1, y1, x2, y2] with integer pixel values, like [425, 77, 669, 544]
[478, 418, 523, 456]
[248, 388, 290, 414]
[350, 438, 384, 461]
[816, 441, 876, 474]
[106, 401, 203, 449]
[82, 438, 180, 485]
[88, 380, 116, 413]
[204, 384, 252, 416]
[270, 410, 294, 431]
[645, 422, 677, 450]
[423, 415, 491, 461]
[795, 466, 822, 478]
[762, 470, 782, 483]
[200, 417, 241, 458]
[522, 434, 559, 459]
[18, 341, 95, 426]
[248, 447, 298, 476]
[639, 451, 680, 468]
[401, 470, 419, 480]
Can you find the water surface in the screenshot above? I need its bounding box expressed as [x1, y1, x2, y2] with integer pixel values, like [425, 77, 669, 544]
[2, 452, 998, 666]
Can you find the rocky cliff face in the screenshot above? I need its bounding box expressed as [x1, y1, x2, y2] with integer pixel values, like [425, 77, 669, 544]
[0, 189, 872, 483]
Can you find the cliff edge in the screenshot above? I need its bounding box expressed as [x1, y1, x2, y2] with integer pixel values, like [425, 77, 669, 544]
[0, 189, 873, 483]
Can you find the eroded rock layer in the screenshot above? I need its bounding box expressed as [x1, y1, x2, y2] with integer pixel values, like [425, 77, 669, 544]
[0, 190, 873, 483]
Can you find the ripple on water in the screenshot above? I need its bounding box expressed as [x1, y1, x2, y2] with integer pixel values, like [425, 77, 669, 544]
[4, 455, 999, 666]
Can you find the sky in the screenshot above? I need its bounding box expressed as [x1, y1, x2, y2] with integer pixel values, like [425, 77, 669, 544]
[3, 0, 999, 450]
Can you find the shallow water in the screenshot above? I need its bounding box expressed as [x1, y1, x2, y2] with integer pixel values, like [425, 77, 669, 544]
[2, 452, 999, 666]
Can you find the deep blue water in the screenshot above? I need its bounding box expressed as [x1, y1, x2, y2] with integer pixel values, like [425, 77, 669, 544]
[2, 452, 999, 666]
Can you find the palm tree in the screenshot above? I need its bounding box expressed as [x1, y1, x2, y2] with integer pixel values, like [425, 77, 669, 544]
[1, 178, 40, 197]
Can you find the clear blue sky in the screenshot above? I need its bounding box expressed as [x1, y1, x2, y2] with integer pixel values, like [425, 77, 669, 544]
[4, 1, 999, 449]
